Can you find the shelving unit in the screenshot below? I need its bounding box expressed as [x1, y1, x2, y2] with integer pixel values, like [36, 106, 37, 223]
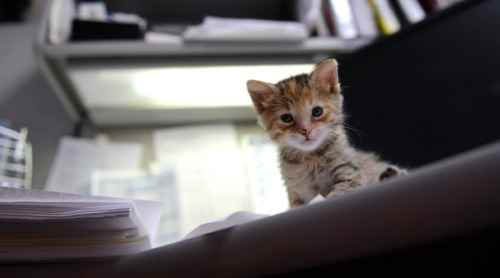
[35, 0, 371, 127]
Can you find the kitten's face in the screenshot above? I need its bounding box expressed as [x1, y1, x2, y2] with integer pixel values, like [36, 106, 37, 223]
[247, 59, 343, 152]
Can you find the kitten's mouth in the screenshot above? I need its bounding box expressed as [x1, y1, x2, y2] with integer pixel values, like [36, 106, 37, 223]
[300, 137, 316, 145]
[293, 134, 322, 150]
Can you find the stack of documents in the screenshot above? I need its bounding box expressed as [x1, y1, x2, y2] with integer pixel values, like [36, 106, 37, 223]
[0, 187, 163, 262]
[183, 16, 308, 42]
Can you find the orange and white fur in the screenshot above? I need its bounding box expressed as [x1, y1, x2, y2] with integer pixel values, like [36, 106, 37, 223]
[247, 59, 406, 207]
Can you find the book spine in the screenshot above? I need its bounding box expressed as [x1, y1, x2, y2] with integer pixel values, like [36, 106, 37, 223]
[349, 0, 379, 38]
[327, 0, 359, 39]
[322, 0, 337, 36]
[315, 6, 333, 37]
[396, 0, 426, 24]
[418, 0, 440, 13]
[369, 0, 401, 35]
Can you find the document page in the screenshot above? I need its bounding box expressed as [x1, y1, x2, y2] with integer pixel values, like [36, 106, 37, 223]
[44, 136, 143, 195]
[240, 134, 288, 215]
[152, 124, 250, 236]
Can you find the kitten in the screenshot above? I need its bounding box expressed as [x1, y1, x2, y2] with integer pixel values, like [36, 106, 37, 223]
[247, 59, 406, 207]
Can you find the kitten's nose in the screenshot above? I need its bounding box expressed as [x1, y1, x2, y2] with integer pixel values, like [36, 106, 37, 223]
[301, 128, 311, 137]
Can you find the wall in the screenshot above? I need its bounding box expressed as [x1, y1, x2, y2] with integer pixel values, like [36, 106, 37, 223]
[0, 20, 74, 189]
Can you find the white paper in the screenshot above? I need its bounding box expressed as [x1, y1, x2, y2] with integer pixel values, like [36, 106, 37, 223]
[183, 211, 269, 239]
[145, 31, 183, 44]
[49, 0, 75, 44]
[183, 16, 308, 42]
[240, 134, 288, 215]
[152, 124, 250, 236]
[309, 194, 326, 204]
[91, 168, 180, 246]
[180, 195, 323, 241]
[45, 136, 143, 195]
[77, 2, 107, 21]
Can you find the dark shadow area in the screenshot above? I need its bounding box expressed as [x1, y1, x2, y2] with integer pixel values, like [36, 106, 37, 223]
[336, 0, 500, 168]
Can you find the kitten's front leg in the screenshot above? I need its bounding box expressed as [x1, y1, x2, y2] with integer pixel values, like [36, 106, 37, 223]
[327, 165, 407, 197]
[326, 162, 364, 197]
[286, 187, 308, 207]
[326, 180, 363, 197]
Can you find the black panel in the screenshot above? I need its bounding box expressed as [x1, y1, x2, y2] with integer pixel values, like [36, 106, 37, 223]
[99, 0, 295, 25]
[336, 0, 500, 168]
[274, 226, 500, 277]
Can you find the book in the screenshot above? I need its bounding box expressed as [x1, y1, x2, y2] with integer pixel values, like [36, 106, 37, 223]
[418, 0, 463, 13]
[326, 0, 359, 39]
[435, 0, 464, 10]
[369, 0, 401, 35]
[315, 5, 333, 37]
[390, 0, 426, 27]
[295, 0, 322, 35]
[321, 0, 337, 36]
[349, 0, 379, 38]
[397, 0, 426, 23]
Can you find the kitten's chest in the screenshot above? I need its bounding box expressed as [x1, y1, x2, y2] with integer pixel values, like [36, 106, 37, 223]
[280, 157, 336, 197]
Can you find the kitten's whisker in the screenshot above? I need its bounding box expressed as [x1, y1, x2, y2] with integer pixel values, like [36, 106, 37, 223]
[343, 123, 364, 141]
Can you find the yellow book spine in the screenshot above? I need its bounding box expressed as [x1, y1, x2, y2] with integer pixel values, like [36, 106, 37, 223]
[369, 0, 401, 35]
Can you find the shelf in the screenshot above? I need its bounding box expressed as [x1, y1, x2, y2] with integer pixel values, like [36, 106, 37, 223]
[40, 37, 372, 59]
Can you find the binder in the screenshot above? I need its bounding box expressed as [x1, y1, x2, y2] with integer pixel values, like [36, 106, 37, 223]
[369, 0, 401, 35]
[326, 0, 359, 39]
[350, 0, 379, 37]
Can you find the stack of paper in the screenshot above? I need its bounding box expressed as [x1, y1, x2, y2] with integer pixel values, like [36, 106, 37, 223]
[91, 168, 180, 246]
[0, 187, 163, 262]
[183, 16, 308, 42]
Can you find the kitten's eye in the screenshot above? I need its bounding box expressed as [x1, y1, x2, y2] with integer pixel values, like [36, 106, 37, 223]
[280, 114, 293, 123]
[312, 107, 323, 117]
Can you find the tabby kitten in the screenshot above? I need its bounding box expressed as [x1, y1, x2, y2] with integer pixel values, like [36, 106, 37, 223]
[247, 59, 406, 207]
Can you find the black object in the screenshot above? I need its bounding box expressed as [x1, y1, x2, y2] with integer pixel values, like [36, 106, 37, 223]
[101, 0, 295, 25]
[70, 19, 144, 41]
[0, 0, 30, 22]
[336, 0, 500, 168]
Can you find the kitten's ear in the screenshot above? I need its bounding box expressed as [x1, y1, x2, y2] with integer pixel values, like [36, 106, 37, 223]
[247, 80, 276, 114]
[311, 59, 340, 94]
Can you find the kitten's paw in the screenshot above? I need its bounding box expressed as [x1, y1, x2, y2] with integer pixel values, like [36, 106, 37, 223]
[326, 180, 362, 198]
[379, 166, 407, 181]
[290, 199, 305, 207]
